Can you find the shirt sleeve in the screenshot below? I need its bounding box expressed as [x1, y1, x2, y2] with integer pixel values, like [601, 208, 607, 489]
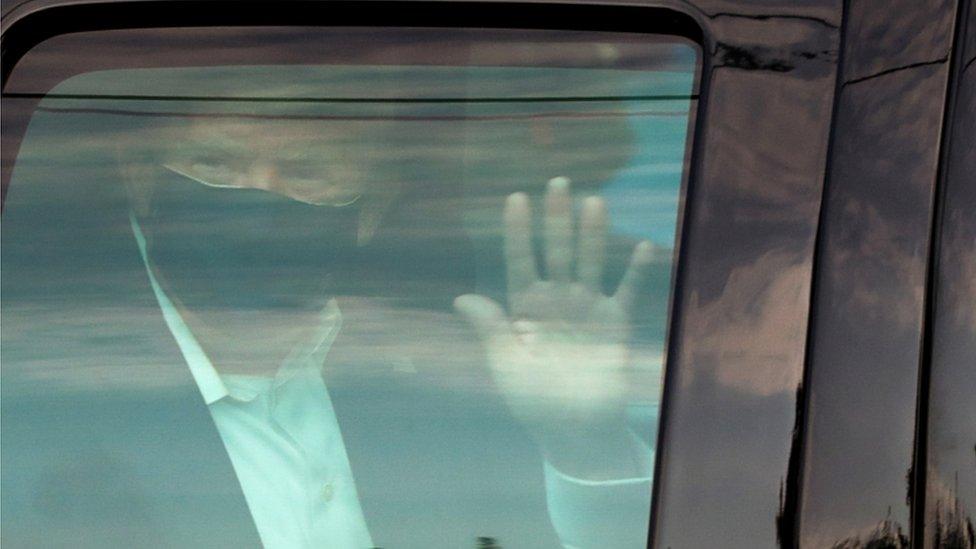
[543, 431, 655, 548]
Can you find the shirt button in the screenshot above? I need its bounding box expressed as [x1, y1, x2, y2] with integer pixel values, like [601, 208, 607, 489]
[322, 482, 335, 502]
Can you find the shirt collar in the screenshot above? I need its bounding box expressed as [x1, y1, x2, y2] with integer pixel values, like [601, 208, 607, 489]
[131, 213, 341, 405]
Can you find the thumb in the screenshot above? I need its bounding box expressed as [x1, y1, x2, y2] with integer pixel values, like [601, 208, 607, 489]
[453, 294, 514, 345]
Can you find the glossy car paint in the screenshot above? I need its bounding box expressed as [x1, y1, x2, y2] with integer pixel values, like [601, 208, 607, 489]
[921, 1, 976, 547]
[1, 1, 971, 547]
[797, 0, 959, 546]
[644, 4, 841, 549]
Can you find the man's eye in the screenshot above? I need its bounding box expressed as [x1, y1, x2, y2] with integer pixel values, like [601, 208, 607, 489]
[189, 154, 224, 167]
[187, 160, 236, 184]
[187, 152, 230, 170]
[162, 158, 240, 189]
[190, 160, 230, 174]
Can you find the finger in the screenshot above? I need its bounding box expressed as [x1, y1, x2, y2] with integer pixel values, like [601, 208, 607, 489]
[504, 192, 539, 293]
[453, 294, 516, 347]
[577, 195, 608, 292]
[544, 177, 573, 282]
[614, 240, 655, 315]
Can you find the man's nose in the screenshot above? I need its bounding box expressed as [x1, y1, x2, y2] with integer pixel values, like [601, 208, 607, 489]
[239, 159, 325, 205]
[241, 159, 278, 191]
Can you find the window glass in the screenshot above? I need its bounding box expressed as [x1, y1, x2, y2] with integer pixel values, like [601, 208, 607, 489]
[1, 27, 698, 548]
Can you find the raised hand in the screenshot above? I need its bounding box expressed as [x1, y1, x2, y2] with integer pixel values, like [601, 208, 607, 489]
[455, 177, 654, 477]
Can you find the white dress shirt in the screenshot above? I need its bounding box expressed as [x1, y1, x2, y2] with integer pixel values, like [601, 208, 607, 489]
[133, 216, 373, 548]
[133, 214, 653, 549]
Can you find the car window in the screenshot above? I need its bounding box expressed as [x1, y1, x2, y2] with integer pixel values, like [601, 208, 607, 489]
[1, 26, 699, 548]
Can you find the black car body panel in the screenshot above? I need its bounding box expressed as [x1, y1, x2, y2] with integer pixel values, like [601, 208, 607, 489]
[798, 0, 958, 546]
[921, 2, 976, 547]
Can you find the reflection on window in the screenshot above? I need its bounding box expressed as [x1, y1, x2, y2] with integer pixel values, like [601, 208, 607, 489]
[1, 28, 698, 548]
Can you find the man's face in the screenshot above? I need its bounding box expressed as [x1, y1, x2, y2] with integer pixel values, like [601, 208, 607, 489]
[128, 117, 373, 320]
[161, 117, 373, 206]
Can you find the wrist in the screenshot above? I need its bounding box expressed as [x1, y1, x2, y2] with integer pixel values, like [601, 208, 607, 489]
[538, 424, 649, 481]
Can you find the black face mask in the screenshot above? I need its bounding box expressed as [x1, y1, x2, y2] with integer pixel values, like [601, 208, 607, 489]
[139, 169, 360, 313]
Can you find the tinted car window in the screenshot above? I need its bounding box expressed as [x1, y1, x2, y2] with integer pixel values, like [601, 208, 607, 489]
[1, 26, 699, 548]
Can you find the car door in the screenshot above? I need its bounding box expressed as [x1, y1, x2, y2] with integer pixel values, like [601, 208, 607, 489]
[2, 1, 970, 548]
[918, 2, 976, 547]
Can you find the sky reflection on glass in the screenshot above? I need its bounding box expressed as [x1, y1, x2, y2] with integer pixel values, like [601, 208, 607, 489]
[2, 39, 696, 548]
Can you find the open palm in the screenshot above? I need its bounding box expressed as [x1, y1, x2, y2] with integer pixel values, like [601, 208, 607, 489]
[455, 177, 654, 437]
